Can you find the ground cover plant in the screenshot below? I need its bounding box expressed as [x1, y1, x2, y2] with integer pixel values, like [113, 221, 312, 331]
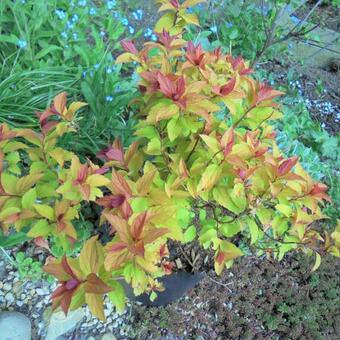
[0, 0, 339, 327]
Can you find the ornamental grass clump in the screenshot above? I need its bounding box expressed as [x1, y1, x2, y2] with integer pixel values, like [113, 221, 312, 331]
[0, 0, 339, 321]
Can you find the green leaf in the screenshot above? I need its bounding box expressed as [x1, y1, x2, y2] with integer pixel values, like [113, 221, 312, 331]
[0, 231, 29, 248]
[247, 218, 259, 245]
[33, 204, 55, 220]
[167, 116, 181, 142]
[27, 219, 50, 238]
[311, 252, 321, 272]
[108, 281, 126, 313]
[35, 45, 62, 59]
[220, 221, 240, 237]
[184, 225, 196, 243]
[22, 188, 37, 209]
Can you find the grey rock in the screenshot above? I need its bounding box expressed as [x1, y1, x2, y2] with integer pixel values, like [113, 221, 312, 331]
[0, 311, 31, 340]
[45, 309, 85, 340]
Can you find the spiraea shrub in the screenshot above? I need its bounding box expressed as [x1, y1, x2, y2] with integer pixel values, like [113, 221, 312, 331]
[0, 0, 339, 320]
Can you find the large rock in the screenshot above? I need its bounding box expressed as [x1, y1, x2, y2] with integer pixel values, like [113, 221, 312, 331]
[0, 311, 31, 340]
[45, 309, 85, 340]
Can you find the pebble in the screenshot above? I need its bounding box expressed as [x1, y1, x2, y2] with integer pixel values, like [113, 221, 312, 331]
[5, 292, 14, 303]
[3, 282, 12, 291]
[36, 288, 48, 296]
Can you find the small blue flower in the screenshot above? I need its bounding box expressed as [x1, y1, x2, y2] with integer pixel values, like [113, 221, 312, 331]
[82, 71, 87, 78]
[17, 39, 27, 49]
[78, 0, 86, 7]
[61, 31, 68, 39]
[105, 96, 113, 102]
[211, 26, 217, 33]
[94, 63, 100, 69]
[112, 12, 119, 18]
[73, 32, 78, 40]
[128, 25, 135, 34]
[186, 7, 193, 13]
[144, 28, 153, 38]
[89, 71, 94, 77]
[262, 6, 268, 16]
[107, 0, 116, 10]
[71, 14, 79, 23]
[132, 9, 143, 20]
[66, 21, 74, 29]
[114, 85, 121, 93]
[100, 31, 105, 37]
[122, 18, 129, 26]
[290, 15, 300, 24]
[106, 67, 113, 74]
[89, 7, 96, 15]
[288, 43, 293, 49]
[151, 34, 157, 41]
[55, 9, 66, 20]
[226, 22, 233, 28]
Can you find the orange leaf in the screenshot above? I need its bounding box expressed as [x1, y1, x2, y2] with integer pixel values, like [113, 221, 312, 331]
[84, 273, 113, 294]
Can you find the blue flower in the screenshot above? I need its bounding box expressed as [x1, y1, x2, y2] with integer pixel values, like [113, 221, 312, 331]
[73, 32, 78, 40]
[112, 12, 119, 18]
[61, 31, 68, 39]
[100, 31, 105, 37]
[82, 71, 87, 78]
[262, 6, 268, 16]
[122, 18, 129, 26]
[211, 26, 217, 33]
[186, 7, 193, 13]
[66, 21, 74, 29]
[288, 43, 293, 49]
[78, 0, 86, 7]
[151, 34, 157, 41]
[106, 67, 113, 74]
[17, 39, 27, 49]
[71, 14, 79, 23]
[290, 15, 300, 24]
[107, 0, 116, 9]
[128, 25, 135, 34]
[114, 85, 121, 93]
[105, 96, 113, 102]
[226, 22, 233, 28]
[94, 63, 100, 69]
[89, 7, 96, 15]
[133, 9, 143, 20]
[144, 28, 153, 38]
[55, 9, 66, 20]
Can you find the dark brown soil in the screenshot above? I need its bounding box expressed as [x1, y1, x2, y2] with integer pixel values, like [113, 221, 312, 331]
[262, 59, 340, 135]
[295, 1, 340, 31]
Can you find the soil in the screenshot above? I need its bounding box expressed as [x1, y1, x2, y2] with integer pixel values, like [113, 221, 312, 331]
[295, 0, 340, 31]
[261, 59, 340, 135]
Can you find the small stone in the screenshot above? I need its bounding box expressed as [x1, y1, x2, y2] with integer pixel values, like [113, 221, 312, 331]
[0, 311, 31, 340]
[16, 300, 24, 307]
[36, 288, 48, 296]
[5, 292, 14, 303]
[101, 333, 117, 340]
[3, 282, 11, 291]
